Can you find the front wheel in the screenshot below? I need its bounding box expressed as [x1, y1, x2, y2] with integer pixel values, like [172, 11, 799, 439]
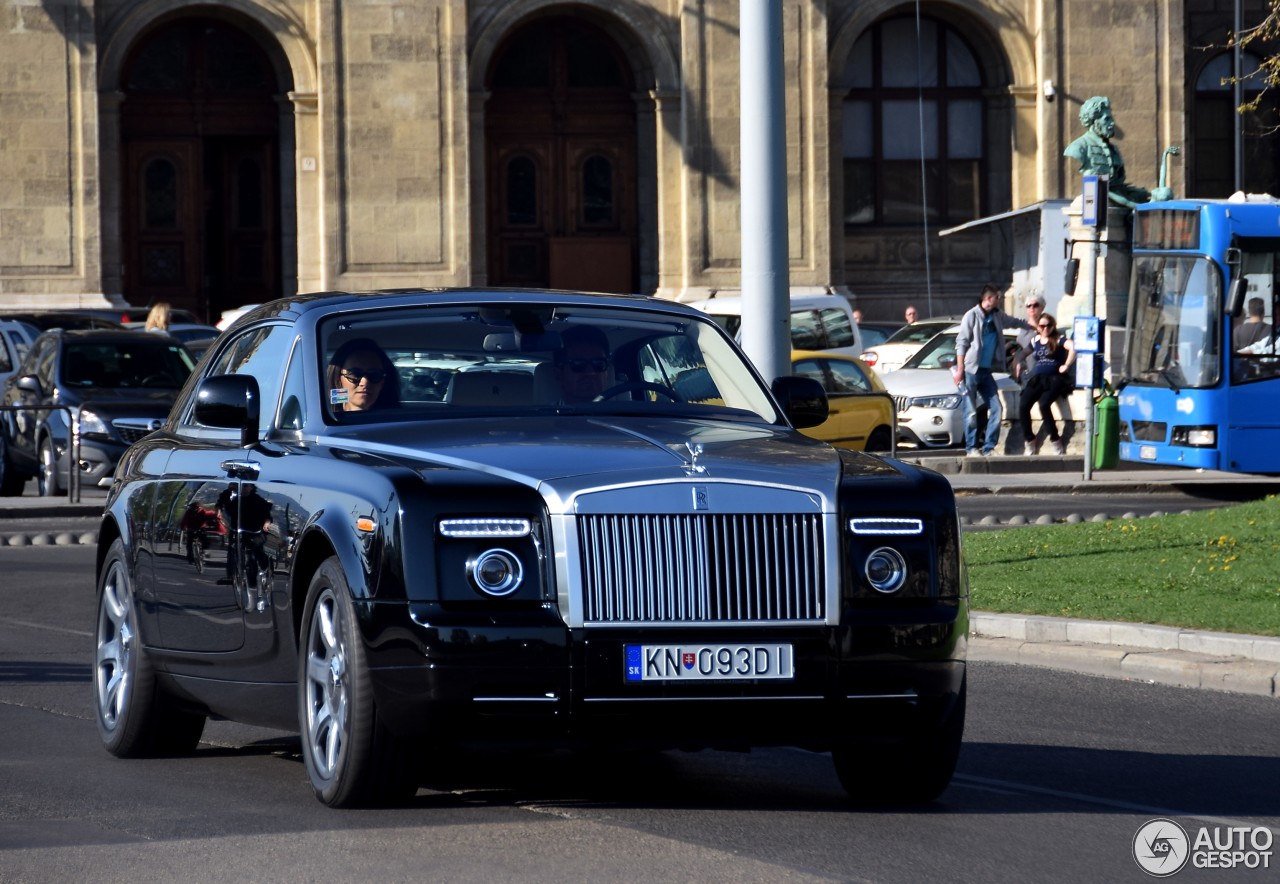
[865, 426, 893, 452]
[298, 557, 418, 807]
[37, 436, 61, 497]
[833, 677, 966, 805]
[95, 538, 206, 756]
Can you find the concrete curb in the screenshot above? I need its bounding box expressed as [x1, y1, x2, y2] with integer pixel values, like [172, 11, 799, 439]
[971, 612, 1280, 698]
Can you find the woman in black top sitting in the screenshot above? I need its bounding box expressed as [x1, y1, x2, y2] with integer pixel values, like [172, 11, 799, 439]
[1018, 314, 1075, 455]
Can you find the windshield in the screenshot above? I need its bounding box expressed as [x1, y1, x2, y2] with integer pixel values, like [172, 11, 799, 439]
[883, 321, 952, 346]
[902, 332, 958, 370]
[319, 302, 781, 424]
[1124, 256, 1221, 389]
[62, 339, 196, 389]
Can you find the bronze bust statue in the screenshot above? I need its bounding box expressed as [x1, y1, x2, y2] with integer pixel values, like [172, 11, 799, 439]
[1064, 96, 1153, 208]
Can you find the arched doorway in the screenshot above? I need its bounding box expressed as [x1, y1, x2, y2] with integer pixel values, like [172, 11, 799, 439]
[119, 16, 287, 323]
[485, 16, 639, 293]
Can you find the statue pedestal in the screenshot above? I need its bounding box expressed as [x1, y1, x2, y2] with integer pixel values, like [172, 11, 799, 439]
[1063, 197, 1131, 365]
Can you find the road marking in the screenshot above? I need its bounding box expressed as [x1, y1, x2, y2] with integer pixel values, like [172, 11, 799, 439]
[0, 618, 91, 638]
[954, 773, 1279, 834]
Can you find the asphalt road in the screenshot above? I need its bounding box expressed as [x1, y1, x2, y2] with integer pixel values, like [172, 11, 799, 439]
[1, 546, 1276, 882]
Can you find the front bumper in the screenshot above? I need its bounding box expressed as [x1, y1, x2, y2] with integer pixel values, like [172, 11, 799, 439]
[360, 600, 967, 752]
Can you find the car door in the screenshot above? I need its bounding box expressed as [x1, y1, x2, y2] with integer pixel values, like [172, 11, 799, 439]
[3, 335, 57, 471]
[150, 324, 297, 655]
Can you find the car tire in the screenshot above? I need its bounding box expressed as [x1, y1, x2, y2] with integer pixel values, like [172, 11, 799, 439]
[865, 427, 893, 452]
[37, 435, 61, 497]
[0, 432, 27, 496]
[832, 676, 965, 805]
[94, 538, 207, 757]
[298, 556, 418, 808]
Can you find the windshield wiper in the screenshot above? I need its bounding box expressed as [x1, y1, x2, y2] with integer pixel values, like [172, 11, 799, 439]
[1156, 367, 1182, 393]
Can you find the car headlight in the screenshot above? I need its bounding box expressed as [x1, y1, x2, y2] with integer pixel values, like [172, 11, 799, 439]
[909, 394, 962, 410]
[466, 548, 524, 597]
[77, 408, 110, 437]
[864, 546, 909, 594]
[1171, 426, 1216, 447]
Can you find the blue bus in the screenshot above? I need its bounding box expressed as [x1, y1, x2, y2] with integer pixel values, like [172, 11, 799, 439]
[1118, 194, 1280, 473]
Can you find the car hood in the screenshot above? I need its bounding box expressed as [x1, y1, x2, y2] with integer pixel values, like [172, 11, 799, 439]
[323, 415, 897, 509]
[60, 389, 181, 414]
[879, 369, 961, 397]
[881, 369, 1016, 397]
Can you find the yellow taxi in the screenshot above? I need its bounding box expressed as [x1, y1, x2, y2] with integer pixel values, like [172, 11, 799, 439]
[791, 350, 895, 452]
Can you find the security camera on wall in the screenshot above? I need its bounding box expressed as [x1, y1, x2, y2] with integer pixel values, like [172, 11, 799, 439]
[1043, 80, 1057, 102]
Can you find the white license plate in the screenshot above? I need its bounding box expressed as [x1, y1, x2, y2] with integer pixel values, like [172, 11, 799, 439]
[624, 643, 794, 682]
[1140, 445, 1157, 460]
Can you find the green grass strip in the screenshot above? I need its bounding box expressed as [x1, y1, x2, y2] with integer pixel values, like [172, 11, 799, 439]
[961, 494, 1280, 636]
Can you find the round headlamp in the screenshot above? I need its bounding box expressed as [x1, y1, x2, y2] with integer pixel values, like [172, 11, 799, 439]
[466, 548, 523, 597]
[865, 546, 908, 594]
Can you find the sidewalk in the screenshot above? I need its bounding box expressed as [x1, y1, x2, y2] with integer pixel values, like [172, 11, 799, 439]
[2, 458, 1278, 699]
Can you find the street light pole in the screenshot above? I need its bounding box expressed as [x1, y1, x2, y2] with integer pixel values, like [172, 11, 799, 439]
[739, 0, 790, 384]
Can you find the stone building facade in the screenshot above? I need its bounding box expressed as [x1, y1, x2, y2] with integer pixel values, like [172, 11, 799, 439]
[0, 0, 1274, 324]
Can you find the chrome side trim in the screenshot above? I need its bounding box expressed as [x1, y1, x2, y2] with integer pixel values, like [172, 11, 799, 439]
[584, 694, 824, 702]
[472, 696, 560, 703]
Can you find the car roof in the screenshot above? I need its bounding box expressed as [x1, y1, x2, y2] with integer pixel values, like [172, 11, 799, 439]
[225, 288, 709, 330]
[680, 292, 853, 314]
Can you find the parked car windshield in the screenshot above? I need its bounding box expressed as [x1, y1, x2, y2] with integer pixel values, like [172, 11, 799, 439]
[62, 338, 196, 389]
[319, 302, 781, 424]
[881, 320, 956, 346]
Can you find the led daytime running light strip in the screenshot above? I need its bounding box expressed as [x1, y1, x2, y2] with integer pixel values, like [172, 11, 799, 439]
[848, 517, 924, 535]
[439, 517, 532, 538]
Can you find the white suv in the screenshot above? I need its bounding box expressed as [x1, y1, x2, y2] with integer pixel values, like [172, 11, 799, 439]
[684, 293, 864, 358]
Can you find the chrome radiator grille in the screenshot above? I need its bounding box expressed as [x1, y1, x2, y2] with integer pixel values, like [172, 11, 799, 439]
[577, 513, 825, 625]
[893, 395, 912, 414]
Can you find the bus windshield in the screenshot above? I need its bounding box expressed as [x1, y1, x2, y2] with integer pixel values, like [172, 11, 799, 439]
[1124, 256, 1222, 389]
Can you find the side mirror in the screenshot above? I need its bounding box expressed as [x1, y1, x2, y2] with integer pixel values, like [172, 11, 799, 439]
[15, 375, 42, 396]
[1064, 258, 1080, 296]
[194, 374, 260, 447]
[772, 376, 828, 429]
[1226, 276, 1247, 318]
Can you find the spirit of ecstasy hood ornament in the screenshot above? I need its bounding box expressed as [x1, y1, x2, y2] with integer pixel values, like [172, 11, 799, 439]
[683, 442, 707, 475]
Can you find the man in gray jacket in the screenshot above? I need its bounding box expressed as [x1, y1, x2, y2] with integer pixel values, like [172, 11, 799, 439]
[950, 285, 1033, 456]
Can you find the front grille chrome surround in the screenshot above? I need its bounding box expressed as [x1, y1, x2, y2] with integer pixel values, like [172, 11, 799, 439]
[577, 512, 828, 627]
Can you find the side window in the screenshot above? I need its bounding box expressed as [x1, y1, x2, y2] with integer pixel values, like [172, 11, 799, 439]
[790, 310, 826, 349]
[276, 337, 306, 431]
[827, 358, 873, 394]
[198, 325, 296, 426]
[791, 358, 828, 390]
[0, 338, 11, 373]
[33, 339, 57, 387]
[818, 307, 855, 349]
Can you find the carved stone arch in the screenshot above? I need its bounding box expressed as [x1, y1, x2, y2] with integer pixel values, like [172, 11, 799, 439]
[98, 0, 314, 94]
[98, 1, 314, 316]
[830, 1, 1027, 92]
[468, 0, 678, 93]
[468, 2, 678, 294]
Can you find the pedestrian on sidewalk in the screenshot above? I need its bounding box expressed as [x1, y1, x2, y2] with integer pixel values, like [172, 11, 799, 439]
[952, 284, 1034, 456]
[1018, 312, 1075, 455]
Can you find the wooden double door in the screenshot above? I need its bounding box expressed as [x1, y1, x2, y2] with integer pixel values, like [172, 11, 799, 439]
[119, 16, 283, 323]
[486, 18, 639, 294]
[123, 137, 278, 323]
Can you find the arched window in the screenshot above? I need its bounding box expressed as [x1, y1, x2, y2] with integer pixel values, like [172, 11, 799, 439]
[1193, 52, 1280, 197]
[841, 16, 984, 226]
[143, 158, 178, 229]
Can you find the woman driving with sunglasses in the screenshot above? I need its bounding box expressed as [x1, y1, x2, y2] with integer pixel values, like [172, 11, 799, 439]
[327, 337, 401, 413]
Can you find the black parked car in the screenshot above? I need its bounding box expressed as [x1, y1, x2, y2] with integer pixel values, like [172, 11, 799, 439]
[0, 329, 196, 496]
[93, 289, 967, 808]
